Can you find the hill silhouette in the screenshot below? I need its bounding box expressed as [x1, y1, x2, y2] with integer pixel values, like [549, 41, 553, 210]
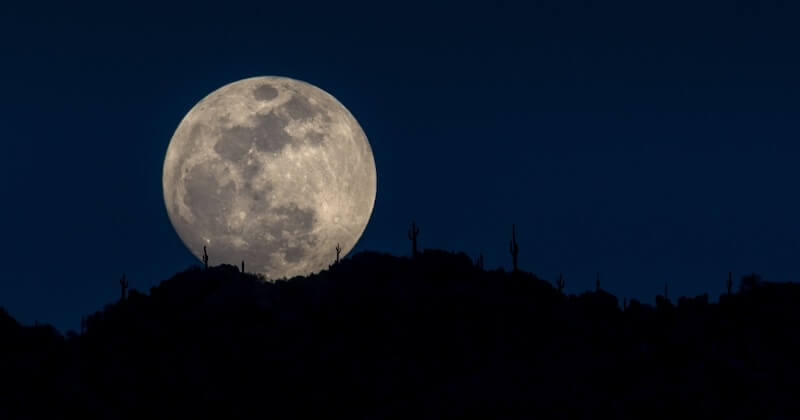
[2, 250, 800, 419]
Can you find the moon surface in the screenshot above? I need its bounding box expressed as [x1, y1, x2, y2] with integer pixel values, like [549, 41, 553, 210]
[163, 76, 376, 279]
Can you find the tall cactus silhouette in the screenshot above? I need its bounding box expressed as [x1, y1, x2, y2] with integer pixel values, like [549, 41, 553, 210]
[556, 273, 565, 293]
[727, 271, 733, 295]
[475, 252, 484, 270]
[408, 221, 420, 258]
[119, 274, 128, 302]
[241, 260, 245, 273]
[203, 245, 209, 270]
[335, 243, 342, 264]
[509, 224, 519, 273]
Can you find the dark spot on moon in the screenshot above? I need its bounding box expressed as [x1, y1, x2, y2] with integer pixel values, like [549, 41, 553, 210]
[251, 112, 293, 153]
[188, 122, 209, 142]
[284, 246, 306, 263]
[172, 123, 210, 174]
[216, 111, 294, 160]
[215, 127, 252, 161]
[306, 131, 325, 146]
[240, 160, 261, 181]
[283, 94, 317, 120]
[268, 204, 315, 237]
[246, 182, 273, 214]
[253, 84, 278, 101]
[265, 204, 317, 263]
[183, 164, 235, 236]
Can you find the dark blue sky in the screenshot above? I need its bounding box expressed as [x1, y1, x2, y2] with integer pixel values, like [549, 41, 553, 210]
[1, 1, 799, 332]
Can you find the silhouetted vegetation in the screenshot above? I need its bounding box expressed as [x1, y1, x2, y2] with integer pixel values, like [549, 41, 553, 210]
[727, 271, 734, 295]
[509, 224, 519, 273]
[474, 252, 484, 270]
[119, 273, 128, 302]
[2, 250, 800, 419]
[408, 220, 420, 258]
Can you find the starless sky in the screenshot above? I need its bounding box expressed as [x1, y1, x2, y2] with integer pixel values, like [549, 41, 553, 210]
[1, 1, 798, 332]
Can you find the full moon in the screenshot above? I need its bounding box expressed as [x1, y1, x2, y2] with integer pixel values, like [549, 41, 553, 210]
[162, 76, 377, 279]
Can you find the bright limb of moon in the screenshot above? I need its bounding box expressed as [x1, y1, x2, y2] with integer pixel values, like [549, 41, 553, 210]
[162, 76, 377, 279]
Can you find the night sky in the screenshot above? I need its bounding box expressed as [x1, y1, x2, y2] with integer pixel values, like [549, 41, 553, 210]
[1, 1, 798, 332]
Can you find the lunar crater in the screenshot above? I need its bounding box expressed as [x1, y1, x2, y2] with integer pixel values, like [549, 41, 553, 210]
[253, 84, 278, 101]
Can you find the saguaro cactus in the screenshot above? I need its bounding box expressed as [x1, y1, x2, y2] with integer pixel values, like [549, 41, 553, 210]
[408, 221, 420, 258]
[475, 252, 484, 270]
[203, 246, 209, 270]
[509, 224, 519, 273]
[120, 274, 128, 302]
[335, 243, 342, 264]
[556, 273, 565, 293]
[241, 260, 245, 273]
[727, 272, 733, 295]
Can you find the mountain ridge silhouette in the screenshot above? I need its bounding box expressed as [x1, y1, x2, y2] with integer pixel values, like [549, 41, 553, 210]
[2, 249, 799, 419]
